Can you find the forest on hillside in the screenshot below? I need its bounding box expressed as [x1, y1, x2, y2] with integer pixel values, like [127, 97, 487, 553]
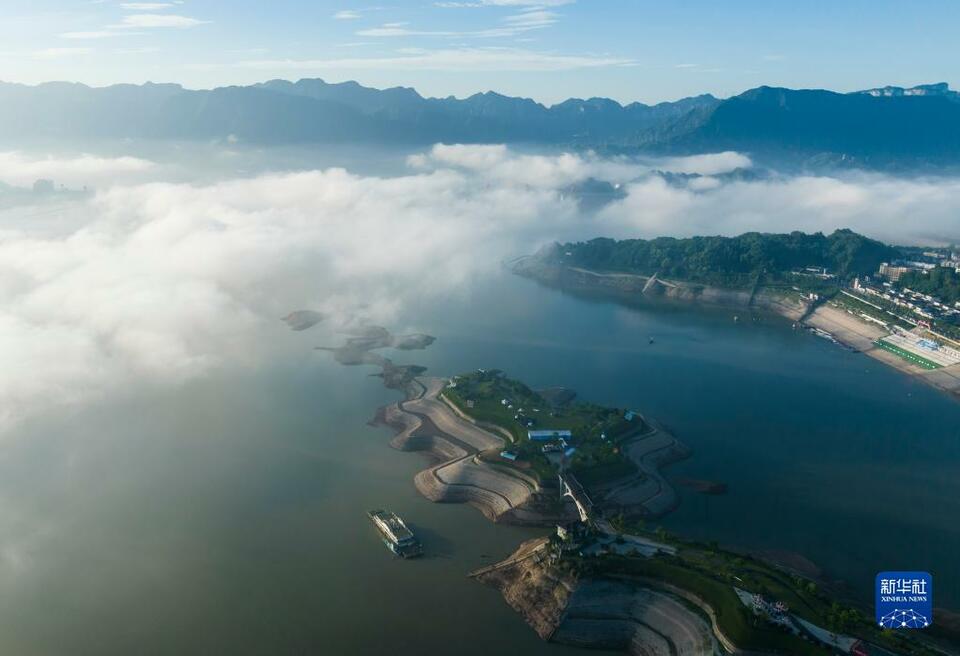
[556, 229, 898, 287]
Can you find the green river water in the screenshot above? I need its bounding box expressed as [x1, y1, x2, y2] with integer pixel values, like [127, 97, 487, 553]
[1, 270, 957, 654]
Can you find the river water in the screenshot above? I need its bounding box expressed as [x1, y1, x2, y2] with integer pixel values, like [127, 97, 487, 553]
[1, 270, 958, 654]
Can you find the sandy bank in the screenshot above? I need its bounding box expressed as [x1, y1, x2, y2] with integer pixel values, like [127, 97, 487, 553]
[807, 304, 960, 399]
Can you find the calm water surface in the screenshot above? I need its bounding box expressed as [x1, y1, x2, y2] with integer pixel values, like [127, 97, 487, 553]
[1, 271, 958, 654]
[413, 273, 960, 608]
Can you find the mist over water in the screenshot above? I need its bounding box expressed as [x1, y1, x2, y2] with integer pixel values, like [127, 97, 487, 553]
[2, 270, 959, 654]
[0, 340, 575, 656]
[4, 142, 960, 430]
[2, 143, 960, 653]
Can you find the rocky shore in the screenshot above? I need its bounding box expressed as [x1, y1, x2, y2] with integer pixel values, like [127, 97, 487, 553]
[472, 539, 724, 656]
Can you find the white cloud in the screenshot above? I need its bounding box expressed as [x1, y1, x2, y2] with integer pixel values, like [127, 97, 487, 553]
[656, 152, 753, 176]
[437, 0, 574, 5]
[686, 176, 721, 191]
[598, 172, 960, 245]
[502, 10, 558, 28]
[358, 6, 563, 38]
[357, 17, 554, 38]
[111, 13, 208, 28]
[410, 143, 645, 186]
[0, 158, 571, 430]
[2, 144, 959, 433]
[333, 10, 362, 20]
[120, 2, 175, 9]
[411, 146, 751, 185]
[238, 47, 635, 72]
[483, 0, 573, 4]
[0, 152, 155, 188]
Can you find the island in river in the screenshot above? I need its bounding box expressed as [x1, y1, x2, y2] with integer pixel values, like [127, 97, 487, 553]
[313, 322, 959, 656]
[510, 230, 960, 401]
[374, 368, 691, 525]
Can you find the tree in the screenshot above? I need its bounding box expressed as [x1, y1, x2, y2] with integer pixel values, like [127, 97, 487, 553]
[610, 512, 626, 533]
[556, 230, 897, 285]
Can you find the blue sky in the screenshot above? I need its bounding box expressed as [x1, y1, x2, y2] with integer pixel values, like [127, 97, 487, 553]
[2, 0, 959, 104]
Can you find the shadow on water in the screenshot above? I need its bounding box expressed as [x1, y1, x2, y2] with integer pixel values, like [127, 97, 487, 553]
[405, 522, 458, 558]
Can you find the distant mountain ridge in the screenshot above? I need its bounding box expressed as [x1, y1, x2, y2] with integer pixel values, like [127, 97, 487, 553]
[856, 82, 960, 99]
[2, 78, 959, 168]
[669, 84, 960, 165]
[254, 77, 718, 144]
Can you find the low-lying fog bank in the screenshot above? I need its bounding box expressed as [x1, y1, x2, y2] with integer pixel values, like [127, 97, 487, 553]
[2, 142, 960, 431]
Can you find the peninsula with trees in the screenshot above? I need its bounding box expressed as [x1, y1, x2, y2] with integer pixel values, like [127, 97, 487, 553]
[512, 229, 960, 399]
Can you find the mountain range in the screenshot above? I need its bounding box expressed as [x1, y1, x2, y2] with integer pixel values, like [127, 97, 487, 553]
[3, 78, 959, 168]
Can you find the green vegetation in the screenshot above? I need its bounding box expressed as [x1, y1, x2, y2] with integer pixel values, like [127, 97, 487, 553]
[873, 340, 942, 370]
[931, 321, 960, 341]
[896, 266, 960, 339]
[553, 531, 940, 656]
[831, 292, 913, 330]
[594, 555, 823, 655]
[570, 460, 638, 487]
[443, 369, 647, 485]
[554, 229, 897, 287]
[899, 266, 960, 304]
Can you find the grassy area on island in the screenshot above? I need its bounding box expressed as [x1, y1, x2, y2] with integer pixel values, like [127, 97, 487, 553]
[443, 369, 646, 485]
[550, 527, 941, 656]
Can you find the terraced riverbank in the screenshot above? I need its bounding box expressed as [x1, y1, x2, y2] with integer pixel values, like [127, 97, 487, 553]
[319, 324, 694, 525]
[472, 538, 722, 656]
[378, 376, 571, 524]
